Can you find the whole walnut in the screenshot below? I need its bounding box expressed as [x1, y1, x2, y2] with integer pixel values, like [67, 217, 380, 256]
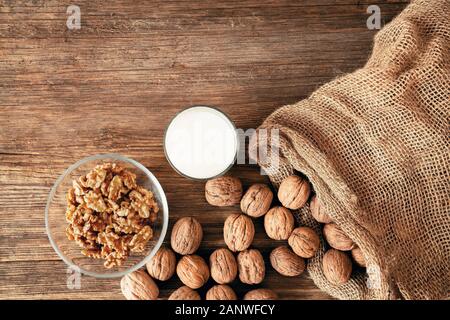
[209, 248, 238, 284]
[223, 213, 255, 252]
[310, 195, 333, 224]
[205, 176, 243, 206]
[323, 223, 355, 251]
[244, 288, 278, 300]
[206, 285, 237, 300]
[288, 227, 320, 258]
[264, 206, 294, 240]
[351, 246, 366, 268]
[168, 286, 201, 300]
[146, 246, 176, 281]
[237, 249, 265, 285]
[278, 175, 311, 210]
[323, 249, 352, 285]
[120, 270, 159, 300]
[270, 246, 305, 277]
[171, 217, 203, 255]
[176, 255, 210, 289]
[240, 184, 273, 217]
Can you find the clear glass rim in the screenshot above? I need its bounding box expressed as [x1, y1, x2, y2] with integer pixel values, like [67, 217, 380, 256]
[44, 153, 169, 279]
[163, 105, 239, 181]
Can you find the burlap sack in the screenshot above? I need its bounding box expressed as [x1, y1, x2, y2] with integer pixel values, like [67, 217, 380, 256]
[254, 0, 449, 300]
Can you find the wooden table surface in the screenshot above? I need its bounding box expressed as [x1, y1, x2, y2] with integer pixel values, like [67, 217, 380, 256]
[0, 0, 408, 300]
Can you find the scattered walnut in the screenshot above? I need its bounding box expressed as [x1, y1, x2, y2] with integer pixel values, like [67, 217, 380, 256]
[237, 249, 265, 285]
[323, 223, 355, 251]
[205, 176, 243, 206]
[120, 270, 159, 300]
[65, 162, 159, 268]
[209, 248, 238, 284]
[223, 213, 255, 252]
[244, 288, 278, 300]
[171, 217, 203, 255]
[310, 195, 333, 224]
[206, 285, 237, 300]
[168, 286, 201, 300]
[288, 227, 320, 258]
[146, 247, 176, 281]
[270, 246, 305, 277]
[240, 184, 273, 217]
[351, 246, 366, 268]
[277, 175, 311, 210]
[323, 249, 352, 285]
[264, 206, 295, 240]
[176, 255, 210, 289]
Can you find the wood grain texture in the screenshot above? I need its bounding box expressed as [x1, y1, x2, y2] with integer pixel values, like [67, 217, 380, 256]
[0, 0, 407, 300]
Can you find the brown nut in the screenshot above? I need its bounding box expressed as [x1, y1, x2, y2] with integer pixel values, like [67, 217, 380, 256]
[270, 246, 305, 277]
[224, 213, 255, 252]
[323, 223, 355, 251]
[240, 184, 273, 217]
[264, 206, 295, 240]
[244, 288, 278, 300]
[310, 195, 333, 224]
[323, 249, 352, 285]
[210, 248, 238, 284]
[171, 217, 203, 255]
[168, 286, 201, 300]
[237, 249, 265, 285]
[120, 270, 159, 300]
[206, 285, 237, 300]
[205, 176, 243, 206]
[176, 255, 210, 289]
[146, 246, 176, 281]
[288, 227, 320, 258]
[351, 246, 366, 268]
[278, 175, 311, 210]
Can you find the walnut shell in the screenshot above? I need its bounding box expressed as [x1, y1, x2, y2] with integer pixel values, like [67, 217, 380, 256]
[206, 285, 237, 300]
[277, 175, 311, 210]
[323, 249, 352, 285]
[310, 195, 333, 224]
[146, 246, 176, 281]
[171, 217, 203, 255]
[244, 288, 278, 300]
[224, 213, 255, 252]
[351, 246, 366, 268]
[323, 223, 355, 251]
[176, 255, 210, 289]
[205, 176, 243, 206]
[288, 227, 320, 258]
[237, 249, 265, 285]
[210, 248, 238, 284]
[270, 246, 305, 277]
[264, 206, 295, 240]
[120, 270, 159, 300]
[168, 286, 201, 300]
[240, 184, 273, 217]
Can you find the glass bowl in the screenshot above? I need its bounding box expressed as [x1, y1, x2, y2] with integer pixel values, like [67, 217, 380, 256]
[45, 154, 169, 278]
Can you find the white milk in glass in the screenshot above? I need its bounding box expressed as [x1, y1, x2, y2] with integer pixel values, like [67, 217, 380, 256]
[164, 106, 237, 179]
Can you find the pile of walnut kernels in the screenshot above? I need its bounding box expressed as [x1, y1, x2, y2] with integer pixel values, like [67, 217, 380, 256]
[65, 163, 159, 269]
[120, 174, 367, 300]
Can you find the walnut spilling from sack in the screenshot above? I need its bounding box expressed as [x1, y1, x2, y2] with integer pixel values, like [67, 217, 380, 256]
[65, 162, 159, 268]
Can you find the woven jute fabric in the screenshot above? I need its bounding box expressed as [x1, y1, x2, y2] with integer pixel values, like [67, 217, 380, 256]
[253, 0, 449, 299]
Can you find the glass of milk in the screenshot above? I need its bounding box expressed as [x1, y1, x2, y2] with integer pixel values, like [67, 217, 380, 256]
[164, 106, 238, 180]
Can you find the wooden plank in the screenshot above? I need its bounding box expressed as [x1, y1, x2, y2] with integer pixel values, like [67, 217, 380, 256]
[0, 0, 408, 299]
